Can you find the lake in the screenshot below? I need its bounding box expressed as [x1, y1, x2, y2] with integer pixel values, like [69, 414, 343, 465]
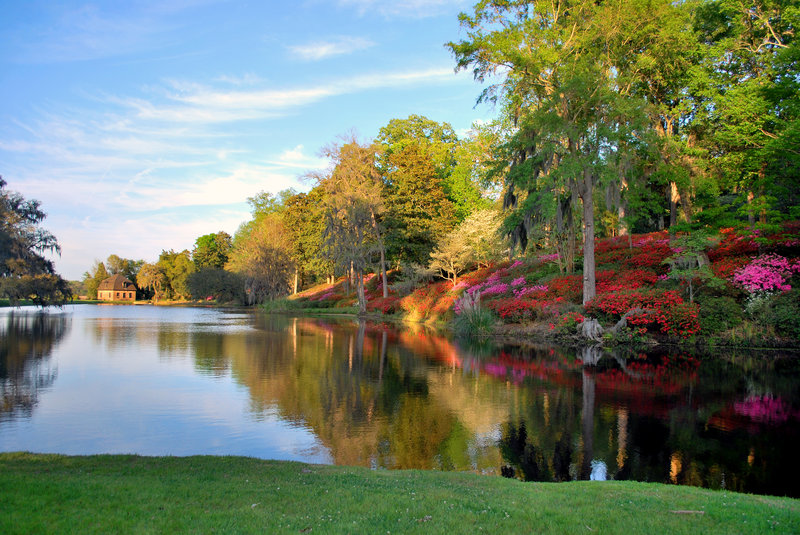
[1, 305, 798, 497]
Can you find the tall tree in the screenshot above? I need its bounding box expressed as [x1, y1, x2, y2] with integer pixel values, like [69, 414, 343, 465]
[319, 135, 388, 312]
[449, 0, 647, 305]
[227, 213, 295, 304]
[0, 178, 71, 305]
[105, 254, 144, 284]
[157, 250, 196, 300]
[282, 187, 331, 291]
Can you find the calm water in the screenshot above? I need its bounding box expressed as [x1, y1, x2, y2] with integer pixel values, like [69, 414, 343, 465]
[1, 305, 798, 497]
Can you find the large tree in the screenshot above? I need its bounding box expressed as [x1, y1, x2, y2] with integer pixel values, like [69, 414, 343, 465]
[449, 0, 648, 306]
[227, 213, 295, 304]
[319, 135, 389, 312]
[0, 178, 71, 306]
[282, 187, 332, 291]
[83, 260, 109, 299]
[157, 250, 196, 300]
[377, 115, 475, 265]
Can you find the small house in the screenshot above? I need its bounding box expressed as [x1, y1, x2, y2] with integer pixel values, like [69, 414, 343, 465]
[97, 274, 137, 301]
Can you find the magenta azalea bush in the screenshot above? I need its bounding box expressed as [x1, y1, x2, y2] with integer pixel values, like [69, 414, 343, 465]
[732, 254, 800, 294]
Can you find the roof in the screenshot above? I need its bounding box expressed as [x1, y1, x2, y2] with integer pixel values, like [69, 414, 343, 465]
[98, 274, 137, 291]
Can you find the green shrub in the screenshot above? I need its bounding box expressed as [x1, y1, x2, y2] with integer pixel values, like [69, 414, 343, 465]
[751, 289, 800, 340]
[698, 296, 744, 335]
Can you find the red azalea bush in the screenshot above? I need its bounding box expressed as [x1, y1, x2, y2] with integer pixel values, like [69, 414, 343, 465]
[366, 295, 400, 314]
[556, 311, 585, 333]
[545, 274, 582, 300]
[708, 228, 759, 261]
[585, 289, 700, 338]
[711, 255, 750, 280]
[596, 268, 659, 293]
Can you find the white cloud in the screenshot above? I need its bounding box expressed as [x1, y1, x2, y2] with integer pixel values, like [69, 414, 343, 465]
[108, 67, 458, 125]
[263, 145, 329, 170]
[288, 36, 374, 61]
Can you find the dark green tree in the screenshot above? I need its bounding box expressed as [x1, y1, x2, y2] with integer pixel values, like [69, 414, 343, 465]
[0, 178, 71, 306]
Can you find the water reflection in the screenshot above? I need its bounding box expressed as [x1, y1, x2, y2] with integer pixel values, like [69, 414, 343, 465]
[0, 312, 69, 420]
[0, 307, 797, 498]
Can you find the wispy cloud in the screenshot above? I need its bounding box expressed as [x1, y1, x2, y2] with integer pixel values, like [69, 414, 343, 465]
[288, 36, 374, 61]
[110, 67, 458, 125]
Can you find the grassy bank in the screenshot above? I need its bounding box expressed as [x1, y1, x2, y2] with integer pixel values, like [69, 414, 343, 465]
[1, 453, 797, 534]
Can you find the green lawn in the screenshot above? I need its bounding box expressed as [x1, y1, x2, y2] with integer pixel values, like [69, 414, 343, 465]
[1, 453, 797, 534]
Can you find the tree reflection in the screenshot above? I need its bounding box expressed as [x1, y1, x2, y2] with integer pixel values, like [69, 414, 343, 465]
[0, 312, 68, 420]
[176, 313, 799, 497]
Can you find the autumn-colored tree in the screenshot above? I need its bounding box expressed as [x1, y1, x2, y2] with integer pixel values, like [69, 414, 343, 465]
[318, 135, 389, 312]
[227, 213, 295, 304]
[136, 262, 167, 302]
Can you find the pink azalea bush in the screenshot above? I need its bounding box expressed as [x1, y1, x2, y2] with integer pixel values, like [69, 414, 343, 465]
[513, 285, 548, 298]
[732, 254, 800, 294]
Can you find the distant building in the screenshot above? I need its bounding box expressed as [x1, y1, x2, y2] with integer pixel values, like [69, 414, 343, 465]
[97, 274, 137, 301]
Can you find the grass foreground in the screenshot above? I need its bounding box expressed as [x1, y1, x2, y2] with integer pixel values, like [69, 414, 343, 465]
[1, 453, 797, 534]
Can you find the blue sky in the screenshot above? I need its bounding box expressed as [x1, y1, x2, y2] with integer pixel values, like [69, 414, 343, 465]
[1, 0, 495, 280]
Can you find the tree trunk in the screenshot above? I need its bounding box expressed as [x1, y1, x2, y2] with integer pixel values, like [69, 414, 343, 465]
[581, 169, 596, 306]
[369, 211, 389, 299]
[379, 244, 388, 299]
[293, 268, 299, 295]
[355, 268, 366, 314]
[669, 182, 680, 228]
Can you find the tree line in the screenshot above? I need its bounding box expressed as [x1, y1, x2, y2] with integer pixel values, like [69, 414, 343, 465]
[5, 0, 798, 311]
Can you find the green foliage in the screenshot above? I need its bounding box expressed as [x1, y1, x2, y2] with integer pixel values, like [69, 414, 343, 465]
[282, 188, 331, 287]
[662, 230, 725, 302]
[319, 136, 388, 312]
[105, 254, 144, 284]
[136, 262, 166, 301]
[192, 231, 232, 269]
[750, 289, 800, 339]
[698, 296, 744, 335]
[157, 250, 196, 300]
[82, 260, 109, 300]
[0, 178, 71, 306]
[377, 116, 461, 265]
[246, 188, 296, 220]
[228, 213, 295, 304]
[430, 208, 506, 286]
